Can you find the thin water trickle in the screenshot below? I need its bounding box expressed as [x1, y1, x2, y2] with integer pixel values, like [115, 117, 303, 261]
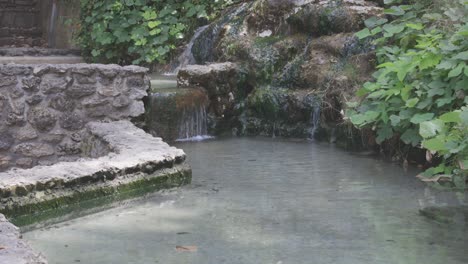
[308, 103, 321, 140]
[24, 138, 468, 264]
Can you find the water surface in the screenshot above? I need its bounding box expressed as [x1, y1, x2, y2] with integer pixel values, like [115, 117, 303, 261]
[24, 138, 468, 264]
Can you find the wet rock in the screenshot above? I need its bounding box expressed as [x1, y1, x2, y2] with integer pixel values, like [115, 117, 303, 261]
[14, 143, 55, 157]
[28, 107, 57, 132]
[60, 112, 85, 131]
[15, 185, 28, 196]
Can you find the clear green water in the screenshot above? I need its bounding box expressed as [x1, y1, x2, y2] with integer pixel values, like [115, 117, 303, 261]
[24, 138, 468, 264]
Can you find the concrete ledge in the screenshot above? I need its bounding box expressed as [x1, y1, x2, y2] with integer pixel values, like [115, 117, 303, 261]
[0, 56, 84, 65]
[0, 121, 191, 226]
[0, 48, 81, 57]
[0, 214, 47, 264]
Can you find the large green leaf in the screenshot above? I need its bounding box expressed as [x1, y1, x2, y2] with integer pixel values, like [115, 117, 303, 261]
[423, 137, 446, 151]
[410, 113, 435, 124]
[419, 120, 445, 138]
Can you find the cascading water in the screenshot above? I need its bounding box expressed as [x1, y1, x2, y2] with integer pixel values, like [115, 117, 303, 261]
[171, 25, 210, 73]
[146, 76, 212, 141]
[308, 102, 321, 139]
[170, 2, 251, 74]
[176, 105, 212, 142]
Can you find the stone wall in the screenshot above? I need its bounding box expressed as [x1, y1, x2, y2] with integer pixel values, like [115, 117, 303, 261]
[0, 63, 149, 172]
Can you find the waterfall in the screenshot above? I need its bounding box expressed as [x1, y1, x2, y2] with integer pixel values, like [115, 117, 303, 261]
[308, 103, 321, 139]
[176, 105, 212, 142]
[48, 0, 58, 48]
[146, 82, 212, 142]
[171, 25, 210, 73]
[170, 3, 251, 74]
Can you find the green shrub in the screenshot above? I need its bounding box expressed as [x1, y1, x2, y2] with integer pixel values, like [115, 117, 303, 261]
[348, 0, 468, 187]
[79, 0, 238, 65]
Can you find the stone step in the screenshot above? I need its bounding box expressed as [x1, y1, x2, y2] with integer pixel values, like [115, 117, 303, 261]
[0, 56, 84, 64]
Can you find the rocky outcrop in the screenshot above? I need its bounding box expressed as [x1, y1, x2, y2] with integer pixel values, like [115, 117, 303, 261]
[178, 62, 249, 134]
[147, 87, 210, 141]
[0, 63, 149, 171]
[175, 0, 381, 141]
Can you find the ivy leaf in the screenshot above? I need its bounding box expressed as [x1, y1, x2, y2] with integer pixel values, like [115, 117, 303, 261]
[383, 24, 406, 35]
[448, 63, 464, 78]
[148, 21, 161, 29]
[355, 28, 371, 39]
[419, 120, 445, 138]
[350, 111, 380, 126]
[406, 98, 419, 108]
[410, 113, 435, 124]
[365, 17, 388, 28]
[439, 112, 461, 123]
[376, 126, 394, 144]
[406, 23, 424, 30]
[423, 137, 446, 151]
[419, 53, 442, 70]
[454, 51, 468, 60]
[390, 115, 401, 126]
[400, 129, 422, 146]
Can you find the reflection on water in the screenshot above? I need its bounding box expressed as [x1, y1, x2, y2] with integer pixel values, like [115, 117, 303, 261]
[24, 138, 468, 264]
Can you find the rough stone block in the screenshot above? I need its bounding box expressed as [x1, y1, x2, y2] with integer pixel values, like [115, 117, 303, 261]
[27, 107, 57, 132]
[14, 143, 55, 157]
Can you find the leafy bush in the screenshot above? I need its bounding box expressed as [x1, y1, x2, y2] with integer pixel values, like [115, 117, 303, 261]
[349, 0, 468, 187]
[79, 0, 239, 65]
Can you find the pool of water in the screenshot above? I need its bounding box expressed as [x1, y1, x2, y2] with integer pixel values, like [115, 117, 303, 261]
[24, 138, 468, 264]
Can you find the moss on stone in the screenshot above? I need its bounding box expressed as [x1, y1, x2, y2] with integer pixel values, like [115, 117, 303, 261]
[5, 168, 191, 227]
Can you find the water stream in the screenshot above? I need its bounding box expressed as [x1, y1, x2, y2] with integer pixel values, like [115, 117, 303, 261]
[146, 75, 212, 141]
[24, 138, 468, 264]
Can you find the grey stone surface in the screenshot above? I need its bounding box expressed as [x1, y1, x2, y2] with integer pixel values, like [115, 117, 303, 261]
[0, 214, 47, 264]
[0, 63, 150, 172]
[0, 120, 186, 198]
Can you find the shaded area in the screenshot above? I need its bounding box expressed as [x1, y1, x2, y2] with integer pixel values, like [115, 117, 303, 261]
[24, 138, 468, 264]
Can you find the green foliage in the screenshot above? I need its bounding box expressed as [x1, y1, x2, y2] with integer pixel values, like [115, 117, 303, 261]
[349, 0, 468, 185]
[79, 0, 238, 65]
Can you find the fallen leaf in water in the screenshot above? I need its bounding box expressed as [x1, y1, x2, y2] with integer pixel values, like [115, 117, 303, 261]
[0, 246, 6, 250]
[176, 246, 197, 252]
